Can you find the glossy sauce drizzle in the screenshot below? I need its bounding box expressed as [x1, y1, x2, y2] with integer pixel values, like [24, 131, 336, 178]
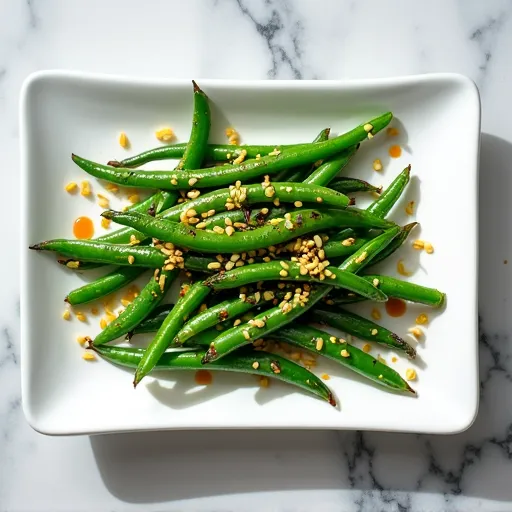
[388, 145, 402, 158]
[385, 298, 407, 317]
[195, 369, 213, 385]
[73, 216, 94, 239]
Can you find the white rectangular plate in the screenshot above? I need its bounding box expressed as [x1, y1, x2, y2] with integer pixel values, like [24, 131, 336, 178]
[20, 72, 480, 435]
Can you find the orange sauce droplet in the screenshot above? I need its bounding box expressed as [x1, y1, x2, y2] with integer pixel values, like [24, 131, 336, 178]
[387, 127, 400, 137]
[73, 216, 94, 239]
[389, 145, 402, 158]
[385, 298, 407, 317]
[195, 369, 212, 385]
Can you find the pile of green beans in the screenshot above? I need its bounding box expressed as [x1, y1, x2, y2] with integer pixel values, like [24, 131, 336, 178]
[29, 80, 446, 406]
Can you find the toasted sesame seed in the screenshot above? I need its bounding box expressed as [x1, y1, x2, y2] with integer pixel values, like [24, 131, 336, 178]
[355, 251, 367, 264]
[279, 269, 288, 277]
[75, 312, 87, 322]
[373, 159, 383, 171]
[316, 197, 323, 203]
[82, 352, 96, 361]
[252, 361, 260, 370]
[127, 255, 135, 265]
[405, 368, 417, 381]
[371, 329, 378, 336]
[188, 178, 198, 186]
[378, 374, 383, 379]
[340, 349, 350, 358]
[321, 373, 330, 380]
[285, 186, 292, 193]
[225, 225, 235, 236]
[371, 308, 381, 321]
[119, 132, 129, 148]
[362, 343, 371, 353]
[196, 222, 207, 229]
[187, 190, 200, 199]
[225, 261, 235, 271]
[207, 261, 222, 270]
[416, 313, 429, 325]
[233, 319, 242, 326]
[207, 209, 216, 217]
[313, 235, 323, 248]
[408, 327, 423, 339]
[397, 259, 412, 276]
[80, 180, 91, 197]
[213, 226, 225, 234]
[424, 242, 434, 254]
[65, 181, 78, 193]
[364, 123, 373, 133]
[405, 200, 415, 216]
[62, 310, 71, 320]
[315, 338, 324, 351]
[235, 260, 244, 267]
[372, 278, 380, 287]
[170, 178, 178, 186]
[280, 261, 289, 270]
[270, 361, 281, 373]
[328, 336, 336, 344]
[273, 198, 280, 206]
[263, 291, 274, 301]
[242, 330, 251, 340]
[412, 239, 425, 250]
[341, 238, 355, 247]
[155, 127, 174, 142]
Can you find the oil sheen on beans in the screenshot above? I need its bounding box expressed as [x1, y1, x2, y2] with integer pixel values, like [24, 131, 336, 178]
[195, 369, 212, 385]
[73, 216, 94, 239]
[385, 298, 407, 317]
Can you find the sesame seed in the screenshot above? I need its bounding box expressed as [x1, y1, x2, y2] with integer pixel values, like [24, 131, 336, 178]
[261, 208, 269, 215]
[234, 319, 241, 326]
[416, 313, 429, 325]
[340, 349, 350, 358]
[405, 368, 417, 381]
[280, 261, 289, 270]
[119, 132, 129, 148]
[196, 222, 207, 229]
[155, 127, 175, 142]
[371, 309, 381, 321]
[378, 374, 383, 379]
[371, 329, 378, 336]
[128, 255, 135, 265]
[285, 186, 292, 193]
[225, 225, 235, 236]
[329, 336, 337, 344]
[263, 291, 274, 301]
[408, 327, 423, 339]
[405, 201, 415, 215]
[80, 180, 91, 197]
[264, 186, 275, 198]
[362, 343, 371, 353]
[364, 123, 373, 133]
[279, 269, 288, 277]
[313, 235, 323, 248]
[62, 310, 71, 320]
[316, 197, 323, 203]
[170, 178, 178, 186]
[270, 361, 281, 373]
[354, 251, 367, 264]
[341, 238, 355, 247]
[373, 159, 383, 172]
[273, 198, 280, 206]
[424, 242, 434, 254]
[252, 361, 260, 369]
[294, 201, 303, 207]
[65, 182, 78, 193]
[372, 278, 380, 287]
[213, 226, 225, 234]
[397, 259, 412, 276]
[242, 330, 251, 340]
[207, 261, 222, 270]
[321, 373, 330, 380]
[225, 261, 235, 271]
[82, 352, 96, 361]
[259, 376, 269, 387]
[128, 194, 139, 204]
[315, 338, 324, 351]
[412, 239, 425, 250]
[187, 190, 200, 199]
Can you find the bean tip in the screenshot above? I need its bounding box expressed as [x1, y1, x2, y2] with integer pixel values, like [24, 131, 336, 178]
[328, 393, 337, 407]
[100, 210, 115, 220]
[64, 297, 69, 303]
[192, 79, 200, 93]
[28, 243, 42, 250]
[107, 160, 121, 168]
[349, 197, 356, 206]
[406, 383, 417, 396]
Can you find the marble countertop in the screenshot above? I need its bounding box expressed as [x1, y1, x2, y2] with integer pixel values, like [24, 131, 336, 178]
[2, 0, 512, 510]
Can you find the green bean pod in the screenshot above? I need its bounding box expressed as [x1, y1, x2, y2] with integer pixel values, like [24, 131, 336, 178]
[203, 224, 402, 363]
[329, 275, 446, 307]
[126, 303, 174, 338]
[152, 182, 352, 223]
[30, 239, 167, 267]
[273, 324, 415, 394]
[89, 344, 336, 406]
[367, 222, 418, 267]
[72, 112, 392, 190]
[93, 268, 178, 345]
[366, 165, 411, 218]
[339, 226, 401, 273]
[174, 293, 271, 344]
[323, 230, 378, 259]
[65, 266, 146, 305]
[102, 208, 394, 254]
[204, 261, 387, 302]
[303, 146, 358, 186]
[329, 177, 382, 195]
[133, 282, 211, 386]
[274, 128, 330, 182]
[310, 306, 416, 358]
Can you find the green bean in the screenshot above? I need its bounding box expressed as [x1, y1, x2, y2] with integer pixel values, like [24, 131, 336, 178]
[71, 112, 393, 190]
[202, 225, 400, 363]
[323, 229, 378, 259]
[174, 293, 271, 345]
[126, 303, 174, 338]
[204, 261, 387, 302]
[330, 275, 445, 307]
[30, 239, 167, 267]
[65, 266, 146, 305]
[311, 306, 416, 358]
[149, 182, 352, 224]
[107, 140, 331, 169]
[274, 128, 330, 182]
[367, 222, 418, 267]
[175, 81, 210, 170]
[93, 268, 178, 346]
[89, 344, 336, 406]
[273, 324, 415, 394]
[133, 282, 211, 386]
[367, 165, 410, 218]
[329, 177, 382, 195]
[102, 208, 394, 254]
[304, 146, 358, 186]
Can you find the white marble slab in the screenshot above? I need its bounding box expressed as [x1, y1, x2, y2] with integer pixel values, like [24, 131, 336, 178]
[2, 0, 512, 510]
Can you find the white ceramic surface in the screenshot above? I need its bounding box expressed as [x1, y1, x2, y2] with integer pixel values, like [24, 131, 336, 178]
[20, 71, 480, 436]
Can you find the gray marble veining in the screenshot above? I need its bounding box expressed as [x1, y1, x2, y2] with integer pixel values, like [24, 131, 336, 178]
[2, 0, 512, 510]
